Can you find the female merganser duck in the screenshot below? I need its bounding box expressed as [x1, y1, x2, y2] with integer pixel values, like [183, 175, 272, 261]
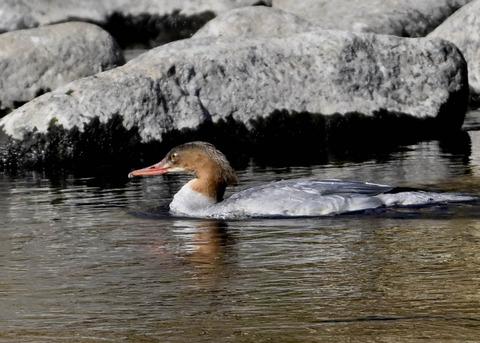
[128, 141, 473, 218]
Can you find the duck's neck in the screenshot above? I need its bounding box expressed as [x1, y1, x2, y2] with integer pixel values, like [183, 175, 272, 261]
[188, 161, 228, 201]
[189, 175, 227, 202]
[169, 174, 227, 215]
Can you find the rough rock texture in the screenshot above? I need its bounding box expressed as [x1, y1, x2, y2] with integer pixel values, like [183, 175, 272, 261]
[0, 30, 468, 147]
[193, 6, 318, 38]
[428, 0, 480, 100]
[0, 22, 125, 115]
[0, 0, 270, 33]
[273, 0, 472, 37]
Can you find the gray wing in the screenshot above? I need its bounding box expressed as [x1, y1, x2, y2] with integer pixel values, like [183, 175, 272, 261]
[217, 178, 393, 217]
[247, 179, 394, 196]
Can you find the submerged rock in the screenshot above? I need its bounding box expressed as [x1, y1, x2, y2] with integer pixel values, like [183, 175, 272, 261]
[0, 30, 468, 171]
[428, 0, 480, 101]
[0, 22, 125, 116]
[273, 0, 472, 37]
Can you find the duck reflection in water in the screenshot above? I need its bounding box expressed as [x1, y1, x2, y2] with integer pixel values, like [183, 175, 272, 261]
[145, 219, 234, 287]
[178, 219, 235, 289]
[178, 219, 233, 268]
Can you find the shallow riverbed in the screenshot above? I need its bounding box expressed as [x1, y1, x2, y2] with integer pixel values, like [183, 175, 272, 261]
[1, 112, 480, 342]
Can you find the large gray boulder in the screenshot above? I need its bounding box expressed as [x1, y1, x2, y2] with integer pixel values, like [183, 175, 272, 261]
[273, 0, 472, 37]
[428, 0, 480, 100]
[0, 30, 467, 146]
[193, 6, 318, 38]
[0, 22, 125, 115]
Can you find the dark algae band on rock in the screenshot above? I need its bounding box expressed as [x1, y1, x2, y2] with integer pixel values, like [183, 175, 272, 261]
[0, 115, 141, 174]
[0, 109, 470, 175]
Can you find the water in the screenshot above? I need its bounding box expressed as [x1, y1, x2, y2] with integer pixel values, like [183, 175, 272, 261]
[2, 113, 480, 342]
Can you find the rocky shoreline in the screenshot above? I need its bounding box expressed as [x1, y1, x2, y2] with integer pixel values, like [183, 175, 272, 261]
[0, 0, 479, 173]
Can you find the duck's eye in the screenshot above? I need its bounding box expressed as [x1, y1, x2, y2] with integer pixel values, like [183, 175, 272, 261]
[170, 152, 179, 162]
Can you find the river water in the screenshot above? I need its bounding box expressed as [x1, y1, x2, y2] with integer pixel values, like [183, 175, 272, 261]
[1, 112, 480, 342]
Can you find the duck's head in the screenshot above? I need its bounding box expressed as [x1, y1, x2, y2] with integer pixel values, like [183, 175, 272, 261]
[128, 141, 238, 192]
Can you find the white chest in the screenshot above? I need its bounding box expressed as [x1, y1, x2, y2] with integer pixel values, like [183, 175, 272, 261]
[169, 181, 216, 216]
